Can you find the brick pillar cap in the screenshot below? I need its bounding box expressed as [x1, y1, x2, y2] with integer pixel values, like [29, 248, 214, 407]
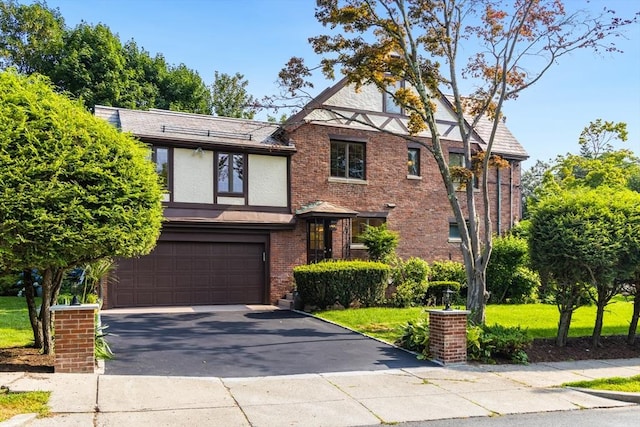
[427, 309, 471, 315]
[50, 304, 100, 312]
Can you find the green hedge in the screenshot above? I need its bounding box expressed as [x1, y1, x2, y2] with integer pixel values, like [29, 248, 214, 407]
[293, 260, 390, 309]
[390, 257, 430, 307]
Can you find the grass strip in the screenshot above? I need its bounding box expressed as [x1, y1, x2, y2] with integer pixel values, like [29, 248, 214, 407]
[562, 375, 640, 393]
[0, 390, 50, 422]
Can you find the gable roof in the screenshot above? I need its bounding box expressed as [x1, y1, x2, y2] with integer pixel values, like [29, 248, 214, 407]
[440, 95, 528, 159]
[95, 105, 294, 152]
[286, 78, 528, 159]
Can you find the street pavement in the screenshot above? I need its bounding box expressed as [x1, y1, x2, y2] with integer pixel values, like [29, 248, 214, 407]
[2, 357, 640, 426]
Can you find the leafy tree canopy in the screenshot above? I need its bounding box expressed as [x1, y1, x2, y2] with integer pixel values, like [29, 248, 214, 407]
[523, 119, 639, 217]
[0, 69, 164, 353]
[529, 186, 640, 345]
[211, 71, 257, 119]
[0, 69, 163, 270]
[0, 0, 64, 74]
[0, 0, 215, 113]
[579, 119, 628, 159]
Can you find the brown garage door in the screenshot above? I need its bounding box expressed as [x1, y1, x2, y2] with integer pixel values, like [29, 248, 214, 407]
[111, 241, 265, 308]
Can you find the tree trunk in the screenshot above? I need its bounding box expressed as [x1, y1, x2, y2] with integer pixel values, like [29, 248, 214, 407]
[466, 263, 488, 325]
[556, 308, 573, 347]
[23, 269, 43, 349]
[628, 283, 640, 345]
[40, 269, 54, 355]
[592, 300, 606, 348]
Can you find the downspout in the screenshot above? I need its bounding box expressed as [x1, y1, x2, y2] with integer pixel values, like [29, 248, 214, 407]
[496, 167, 502, 235]
[509, 161, 514, 228]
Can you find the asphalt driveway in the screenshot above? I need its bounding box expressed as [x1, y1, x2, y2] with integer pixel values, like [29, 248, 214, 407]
[100, 307, 433, 377]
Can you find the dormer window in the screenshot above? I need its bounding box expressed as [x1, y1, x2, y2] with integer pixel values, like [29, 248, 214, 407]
[383, 80, 404, 115]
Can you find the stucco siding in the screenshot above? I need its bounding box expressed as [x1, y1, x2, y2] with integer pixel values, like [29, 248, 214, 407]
[173, 148, 214, 203]
[248, 154, 288, 207]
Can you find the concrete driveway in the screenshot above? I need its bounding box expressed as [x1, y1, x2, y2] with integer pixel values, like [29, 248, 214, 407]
[100, 306, 433, 377]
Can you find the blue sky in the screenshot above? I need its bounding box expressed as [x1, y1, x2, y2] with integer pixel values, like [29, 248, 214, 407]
[38, 0, 639, 169]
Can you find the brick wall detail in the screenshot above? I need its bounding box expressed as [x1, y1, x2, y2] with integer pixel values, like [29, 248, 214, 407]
[50, 305, 99, 373]
[266, 123, 524, 302]
[428, 310, 469, 365]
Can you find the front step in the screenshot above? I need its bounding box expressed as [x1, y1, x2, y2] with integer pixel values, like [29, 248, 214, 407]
[277, 298, 294, 309]
[277, 292, 296, 310]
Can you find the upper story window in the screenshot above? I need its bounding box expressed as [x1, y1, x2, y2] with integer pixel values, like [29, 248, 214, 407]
[449, 152, 478, 190]
[152, 146, 171, 201]
[330, 140, 365, 180]
[383, 80, 404, 115]
[449, 221, 462, 242]
[217, 152, 244, 195]
[152, 147, 169, 185]
[408, 147, 420, 176]
[449, 219, 470, 242]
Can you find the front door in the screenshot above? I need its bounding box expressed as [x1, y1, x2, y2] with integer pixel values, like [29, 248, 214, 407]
[307, 219, 333, 263]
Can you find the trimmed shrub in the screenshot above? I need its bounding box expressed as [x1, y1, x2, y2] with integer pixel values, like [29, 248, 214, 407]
[510, 266, 540, 303]
[389, 257, 430, 307]
[361, 224, 399, 262]
[429, 260, 466, 284]
[293, 260, 389, 309]
[487, 235, 539, 303]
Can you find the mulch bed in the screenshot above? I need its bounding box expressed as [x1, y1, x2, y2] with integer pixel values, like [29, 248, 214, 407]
[0, 347, 54, 373]
[526, 335, 640, 363]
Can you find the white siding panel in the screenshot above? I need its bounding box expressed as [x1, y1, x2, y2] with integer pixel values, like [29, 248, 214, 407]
[305, 82, 473, 143]
[217, 196, 245, 205]
[173, 148, 214, 203]
[248, 155, 288, 207]
[326, 84, 383, 111]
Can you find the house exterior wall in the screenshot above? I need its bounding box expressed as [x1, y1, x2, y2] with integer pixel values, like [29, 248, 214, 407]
[96, 98, 525, 306]
[267, 122, 524, 300]
[287, 123, 468, 261]
[173, 147, 215, 203]
[248, 154, 288, 207]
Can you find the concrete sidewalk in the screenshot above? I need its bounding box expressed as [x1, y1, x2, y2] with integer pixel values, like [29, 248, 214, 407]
[2, 358, 639, 427]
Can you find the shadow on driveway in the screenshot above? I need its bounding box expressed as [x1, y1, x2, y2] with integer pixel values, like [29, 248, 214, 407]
[101, 309, 434, 377]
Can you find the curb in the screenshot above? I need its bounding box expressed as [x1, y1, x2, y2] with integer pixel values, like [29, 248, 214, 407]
[567, 387, 640, 404]
[0, 413, 37, 427]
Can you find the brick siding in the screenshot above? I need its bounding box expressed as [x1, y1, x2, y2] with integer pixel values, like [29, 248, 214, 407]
[267, 123, 523, 302]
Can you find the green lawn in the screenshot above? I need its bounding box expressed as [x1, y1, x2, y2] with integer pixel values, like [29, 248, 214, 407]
[316, 297, 638, 344]
[0, 296, 37, 348]
[563, 375, 640, 393]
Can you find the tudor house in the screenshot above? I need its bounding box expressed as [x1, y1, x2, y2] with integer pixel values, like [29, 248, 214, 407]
[96, 78, 527, 309]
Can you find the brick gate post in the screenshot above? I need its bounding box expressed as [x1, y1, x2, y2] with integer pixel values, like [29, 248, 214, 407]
[49, 304, 100, 373]
[427, 309, 470, 365]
